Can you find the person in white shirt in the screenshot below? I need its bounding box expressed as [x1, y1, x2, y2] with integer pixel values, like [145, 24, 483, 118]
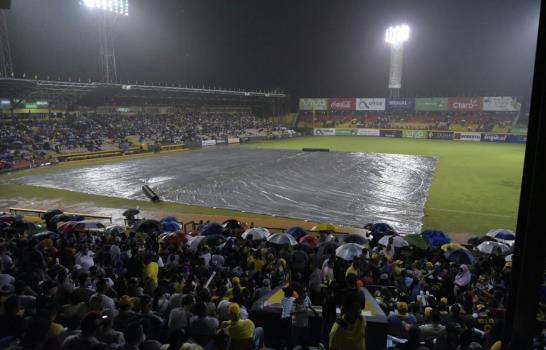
[75, 246, 95, 271]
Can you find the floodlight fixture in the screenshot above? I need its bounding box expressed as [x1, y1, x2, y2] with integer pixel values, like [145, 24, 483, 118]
[81, 0, 129, 16]
[385, 24, 410, 98]
[385, 25, 410, 45]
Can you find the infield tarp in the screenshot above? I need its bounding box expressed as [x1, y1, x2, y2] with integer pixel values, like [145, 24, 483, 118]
[16, 148, 437, 233]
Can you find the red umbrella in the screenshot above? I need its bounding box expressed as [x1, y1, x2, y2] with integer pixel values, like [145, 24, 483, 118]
[159, 231, 189, 247]
[299, 234, 320, 247]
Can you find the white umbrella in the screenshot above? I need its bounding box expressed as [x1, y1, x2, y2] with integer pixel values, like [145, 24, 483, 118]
[378, 235, 409, 248]
[242, 227, 270, 241]
[486, 229, 516, 246]
[476, 241, 511, 255]
[335, 243, 364, 261]
[505, 254, 513, 262]
[188, 236, 206, 252]
[267, 233, 298, 246]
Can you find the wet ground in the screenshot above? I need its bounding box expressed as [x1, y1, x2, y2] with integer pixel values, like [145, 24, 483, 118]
[14, 147, 437, 233]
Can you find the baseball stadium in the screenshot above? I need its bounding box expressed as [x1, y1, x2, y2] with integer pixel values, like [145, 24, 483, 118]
[0, 1, 544, 350]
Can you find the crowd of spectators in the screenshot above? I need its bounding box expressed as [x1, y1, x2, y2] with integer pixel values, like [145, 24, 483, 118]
[0, 112, 276, 166]
[299, 111, 517, 132]
[0, 211, 544, 350]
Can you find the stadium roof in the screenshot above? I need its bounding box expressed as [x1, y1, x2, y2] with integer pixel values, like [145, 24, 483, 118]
[0, 78, 288, 110]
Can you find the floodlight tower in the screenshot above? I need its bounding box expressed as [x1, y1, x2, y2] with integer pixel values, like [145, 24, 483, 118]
[385, 25, 410, 98]
[82, 0, 128, 84]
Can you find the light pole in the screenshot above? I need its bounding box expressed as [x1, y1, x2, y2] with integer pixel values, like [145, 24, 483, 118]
[81, 0, 129, 84]
[385, 25, 410, 98]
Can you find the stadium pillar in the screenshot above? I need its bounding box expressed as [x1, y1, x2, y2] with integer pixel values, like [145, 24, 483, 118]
[504, 2, 546, 349]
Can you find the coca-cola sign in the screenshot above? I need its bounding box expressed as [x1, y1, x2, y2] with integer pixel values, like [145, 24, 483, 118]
[328, 98, 355, 110]
[448, 97, 483, 111]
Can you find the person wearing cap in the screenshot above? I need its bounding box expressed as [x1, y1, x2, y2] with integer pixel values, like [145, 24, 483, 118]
[97, 309, 125, 346]
[61, 311, 109, 350]
[220, 302, 264, 350]
[329, 291, 367, 350]
[114, 295, 139, 332]
[387, 301, 417, 338]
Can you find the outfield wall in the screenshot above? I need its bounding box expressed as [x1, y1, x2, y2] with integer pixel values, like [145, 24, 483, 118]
[313, 128, 527, 144]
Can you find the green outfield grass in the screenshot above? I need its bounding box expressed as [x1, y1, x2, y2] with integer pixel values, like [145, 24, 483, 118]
[245, 136, 525, 234]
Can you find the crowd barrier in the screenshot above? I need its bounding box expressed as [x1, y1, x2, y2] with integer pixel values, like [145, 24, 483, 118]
[313, 128, 527, 144]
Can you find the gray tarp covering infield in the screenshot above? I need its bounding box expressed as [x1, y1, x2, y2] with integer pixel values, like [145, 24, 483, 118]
[16, 148, 437, 233]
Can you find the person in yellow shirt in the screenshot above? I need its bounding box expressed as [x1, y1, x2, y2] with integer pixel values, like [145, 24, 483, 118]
[143, 255, 159, 290]
[329, 292, 367, 350]
[220, 303, 264, 349]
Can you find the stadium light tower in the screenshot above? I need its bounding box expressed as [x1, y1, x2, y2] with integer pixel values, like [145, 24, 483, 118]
[81, 0, 129, 84]
[385, 24, 410, 98]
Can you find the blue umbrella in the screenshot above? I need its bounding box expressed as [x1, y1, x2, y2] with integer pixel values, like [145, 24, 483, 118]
[160, 216, 179, 224]
[421, 229, 451, 248]
[200, 223, 224, 236]
[286, 226, 307, 239]
[444, 248, 475, 265]
[161, 221, 182, 233]
[486, 229, 516, 241]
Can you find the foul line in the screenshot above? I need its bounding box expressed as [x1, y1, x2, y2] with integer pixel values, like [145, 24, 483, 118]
[427, 207, 517, 218]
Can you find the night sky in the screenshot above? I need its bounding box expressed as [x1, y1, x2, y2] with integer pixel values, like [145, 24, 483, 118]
[6, 0, 541, 103]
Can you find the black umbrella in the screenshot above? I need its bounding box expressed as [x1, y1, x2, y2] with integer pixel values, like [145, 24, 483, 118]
[44, 209, 63, 231]
[317, 241, 339, 257]
[343, 234, 369, 245]
[222, 219, 247, 235]
[123, 209, 140, 217]
[136, 219, 161, 234]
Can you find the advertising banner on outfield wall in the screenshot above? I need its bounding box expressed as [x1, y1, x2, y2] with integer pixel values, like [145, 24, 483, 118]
[481, 134, 507, 142]
[227, 137, 240, 144]
[328, 98, 355, 110]
[453, 132, 482, 141]
[357, 128, 381, 136]
[448, 97, 483, 111]
[335, 128, 358, 136]
[506, 134, 527, 143]
[415, 97, 448, 111]
[386, 98, 415, 112]
[201, 140, 217, 147]
[483, 97, 521, 111]
[216, 139, 228, 144]
[380, 130, 403, 138]
[0, 98, 10, 108]
[314, 128, 336, 136]
[428, 131, 454, 140]
[356, 98, 386, 111]
[299, 98, 328, 110]
[402, 130, 428, 139]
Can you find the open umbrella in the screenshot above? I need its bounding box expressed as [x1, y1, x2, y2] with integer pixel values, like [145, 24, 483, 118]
[441, 243, 464, 252]
[43, 209, 63, 223]
[222, 219, 248, 235]
[202, 234, 226, 249]
[160, 215, 179, 224]
[135, 220, 161, 234]
[378, 235, 409, 248]
[476, 241, 511, 255]
[367, 222, 396, 235]
[30, 231, 57, 240]
[486, 229, 516, 241]
[267, 233, 298, 246]
[242, 227, 270, 241]
[444, 247, 475, 265]
[317, 241, 339, 257]
[335, 243, 364, 261]
[200, 223, 224, 236]
[104, 225, 126, 235]
[311, 223, 336, 232]
[299, 234, 320, 247]
[122, 208, 140, 217]
[188, 236, 206, 252]
[421, 230, 451, 248]
[505, 254, 513, 262]
[159, 231, 188, 246]
[0, 214, 22, 224]
[343, 234, 369, 246]
[286, 227, 308, 239]
[161, 221, 182, 233]
[403, 234, 429, 250]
